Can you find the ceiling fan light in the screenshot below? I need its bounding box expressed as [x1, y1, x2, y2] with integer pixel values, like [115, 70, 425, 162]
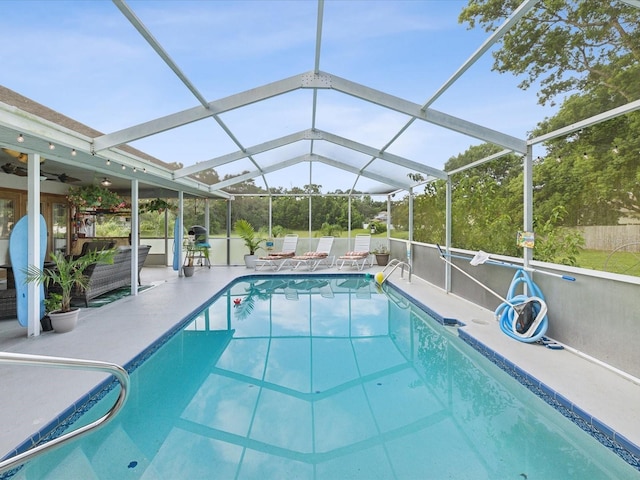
[101, 177, 112, 187]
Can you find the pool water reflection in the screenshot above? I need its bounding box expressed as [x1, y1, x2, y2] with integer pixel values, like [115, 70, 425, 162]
[12, 276, 638, 479]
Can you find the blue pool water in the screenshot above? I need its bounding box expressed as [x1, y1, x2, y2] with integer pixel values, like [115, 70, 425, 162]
[6, 276, 640, 479]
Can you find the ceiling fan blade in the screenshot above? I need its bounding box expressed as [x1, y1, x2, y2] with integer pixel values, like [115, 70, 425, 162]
[58, 173, 81, 183]
[1, 163, 28, 176]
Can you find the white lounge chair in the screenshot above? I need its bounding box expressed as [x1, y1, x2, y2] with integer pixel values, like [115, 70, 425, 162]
[255, 234, 298, 271]
[338, 234, 373, 270]
[289, 236, 335, 271]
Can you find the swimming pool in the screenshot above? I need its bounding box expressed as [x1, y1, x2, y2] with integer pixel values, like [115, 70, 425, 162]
[4, 275, 639, 479]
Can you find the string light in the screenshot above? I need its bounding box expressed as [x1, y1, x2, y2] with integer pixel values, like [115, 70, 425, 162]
[121, 164, 126, 170]
[48, 143, 55, 150]
[613, 146, 619, 154]
[17, 134, 24, 143]
[106, 159, 111, 166]
[583, 152, 588, 159]
[71, 149, 77, 156]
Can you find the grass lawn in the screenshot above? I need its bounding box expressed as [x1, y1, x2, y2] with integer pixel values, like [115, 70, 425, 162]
[576, 249, 640, 276]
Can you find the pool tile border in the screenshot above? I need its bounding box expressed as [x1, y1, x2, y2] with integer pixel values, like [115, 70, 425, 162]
[389, 280, 640, 473]
[458, 329, 640, 472]
[3, 274, 639, 477]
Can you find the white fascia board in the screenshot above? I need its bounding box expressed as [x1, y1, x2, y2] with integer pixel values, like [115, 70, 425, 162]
[326, 73, 527, 153]
[93, 74, 305, 151]
[0, 101, 93, 151]
[176, 130, 314, 178]
[316, 130, 447, 179]
[102, 148, 232, 199]
[619, 0, 640, 7]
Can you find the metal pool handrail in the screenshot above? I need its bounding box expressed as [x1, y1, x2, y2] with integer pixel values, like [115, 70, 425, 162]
[379, 258, 412, 283]
[0, 352, 129, 474]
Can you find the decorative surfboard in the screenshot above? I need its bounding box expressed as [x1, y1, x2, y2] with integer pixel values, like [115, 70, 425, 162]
[9, 214, 47, 327]
[172, 219, 180, 271]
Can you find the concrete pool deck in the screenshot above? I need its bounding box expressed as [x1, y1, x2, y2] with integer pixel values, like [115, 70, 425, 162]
[0, 265, 639, 467]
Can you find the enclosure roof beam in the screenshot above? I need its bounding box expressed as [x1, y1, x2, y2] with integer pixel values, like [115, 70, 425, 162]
[208, 153, 408, 191]
[325, 73, 527, 153]
[529, 99, 640, 146]
[316, 130, 446, 179]
[175, 130, 315, 178]
[92, 73, 305, 151]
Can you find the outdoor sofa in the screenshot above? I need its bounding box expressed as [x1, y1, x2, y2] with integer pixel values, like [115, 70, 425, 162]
[67, 244, 151, 307]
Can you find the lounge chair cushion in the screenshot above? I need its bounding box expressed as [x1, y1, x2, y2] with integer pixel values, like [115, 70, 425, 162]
[259, 251, 295, 260]
[294, 252, 328, 259]
[341, 251, 369, 257]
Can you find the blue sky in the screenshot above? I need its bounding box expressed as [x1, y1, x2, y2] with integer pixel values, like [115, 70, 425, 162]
[0, 1, 556, 193]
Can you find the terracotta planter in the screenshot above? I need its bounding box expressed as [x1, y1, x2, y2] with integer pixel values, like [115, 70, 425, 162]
[48, 308, 80, 333]
[375, 253, 390, 266]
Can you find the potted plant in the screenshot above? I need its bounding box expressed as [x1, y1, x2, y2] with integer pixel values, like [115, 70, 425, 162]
[233, 219, 265, 268]
[25, 249, 116, 333]
[183, 238, 196, 277]
[372, 243, 390, 266]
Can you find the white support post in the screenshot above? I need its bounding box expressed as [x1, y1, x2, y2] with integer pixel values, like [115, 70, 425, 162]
[178, 192, 184, 276]
[204, 198, 210, 237]
[408, 188, 413, 268]
[130, 179, 139, 295]
[445, 176, 452, 293]
[27, 153, 42, 337]
[523, 146, 533, 268]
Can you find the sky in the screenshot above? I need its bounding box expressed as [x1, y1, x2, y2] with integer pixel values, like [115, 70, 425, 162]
[0, 0, 557, 194]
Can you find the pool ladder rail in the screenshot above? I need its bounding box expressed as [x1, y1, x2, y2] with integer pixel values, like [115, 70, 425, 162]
[379, 259, 412, 283]
[0, 352, 130, 474]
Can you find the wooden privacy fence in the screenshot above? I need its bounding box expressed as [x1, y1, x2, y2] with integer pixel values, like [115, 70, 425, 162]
[576, 225, 640, 251]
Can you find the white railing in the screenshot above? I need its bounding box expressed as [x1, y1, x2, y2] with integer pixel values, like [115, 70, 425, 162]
[0, 352, 129, 474]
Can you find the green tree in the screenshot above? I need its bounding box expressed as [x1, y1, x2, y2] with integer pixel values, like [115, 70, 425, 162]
[459, 1, 640, 106]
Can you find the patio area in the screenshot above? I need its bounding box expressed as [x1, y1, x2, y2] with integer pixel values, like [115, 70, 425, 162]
[1, 264, 639, 470]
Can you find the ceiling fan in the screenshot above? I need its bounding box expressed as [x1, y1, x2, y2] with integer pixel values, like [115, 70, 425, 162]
[1, 162, 81, 183]
[1, 163, 27, 176]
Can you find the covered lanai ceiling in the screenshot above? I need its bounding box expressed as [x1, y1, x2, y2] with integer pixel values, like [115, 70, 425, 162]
[0, 0, 637, 198]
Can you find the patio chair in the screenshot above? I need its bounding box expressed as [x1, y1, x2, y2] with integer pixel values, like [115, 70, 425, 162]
[338, 234, 373, 270]
[289, 236, 335, 271]
[255, 234, 298, 271]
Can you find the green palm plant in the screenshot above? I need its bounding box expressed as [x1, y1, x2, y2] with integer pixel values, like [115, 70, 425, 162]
[234, 219, 265, 255]
[25, 249, 116, 313]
